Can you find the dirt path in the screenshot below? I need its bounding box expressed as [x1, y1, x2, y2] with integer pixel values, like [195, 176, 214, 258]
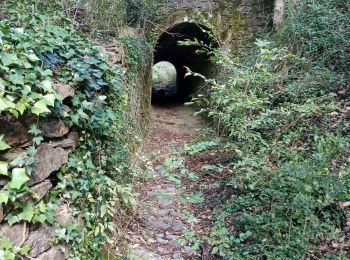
[126, 105, 203, 259]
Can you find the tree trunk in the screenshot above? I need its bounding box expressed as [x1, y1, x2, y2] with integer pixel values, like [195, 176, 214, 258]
[273, 0, 285, 27]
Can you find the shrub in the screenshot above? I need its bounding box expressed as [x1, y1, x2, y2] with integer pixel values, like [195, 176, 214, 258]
[184, 1, 350, 258]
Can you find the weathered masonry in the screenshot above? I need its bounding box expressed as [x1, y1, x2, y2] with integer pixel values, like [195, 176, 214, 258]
[146, 0, 275, 106]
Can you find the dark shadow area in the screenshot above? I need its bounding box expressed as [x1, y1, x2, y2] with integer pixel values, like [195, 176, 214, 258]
[152, 22, 217, 105]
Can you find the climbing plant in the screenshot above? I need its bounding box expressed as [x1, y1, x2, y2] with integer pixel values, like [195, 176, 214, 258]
[0, 2, 134, 258]
[0, 9, 65, 259]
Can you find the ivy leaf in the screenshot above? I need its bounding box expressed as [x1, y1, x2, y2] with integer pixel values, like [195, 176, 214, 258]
[0, 135, 11, 151]
[38, 200, 47, 212]
[33, 136, 43, 145]
[34, 214, 46, 223]
[9, 73, 24, 85]
[31, 93, 56, 115]
[19, 245, 31, 255]
[6, 214, 20, 226]
[0, 96, 16, 112]
[71, 114, 80, 125]
[24, 73, 36, 84]
[0, 191, 9, 204]
[42, 69, 53, 77]
[13, 27, 24, 34]
[23, 60, 32, 69]
[31, 99, 51, 115]
[0, 161, 8, 176]
[9, 168, 29, 190]
[0, 78, 7, 91]
[77, 109, 89, 120]
[29, 92, 43, 100]
[43, 94, 55, 107]
[16, 96, 28, 115]
[0, 53, 18, 66]
[45, 209, 55, 224]
[28, 124, 43, 136]
[26, 51, 40, 62]
[41, 79, 53, 92]
[0, 238, 13, 250]
[4, 250, 16, 259]
[85, 57, 100, 65]
[18, 205, 34, 222]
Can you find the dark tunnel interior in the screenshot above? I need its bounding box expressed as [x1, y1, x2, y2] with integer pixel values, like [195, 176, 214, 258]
[152, 22, 217, 105]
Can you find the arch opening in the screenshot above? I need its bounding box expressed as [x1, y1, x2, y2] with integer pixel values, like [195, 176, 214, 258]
[152, 22, 217, 105]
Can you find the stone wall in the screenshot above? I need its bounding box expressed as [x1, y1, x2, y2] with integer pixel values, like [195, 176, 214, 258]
[0, 43, 123, 258]
[0, 83, 78, 259]
[160, 0, 274, 53]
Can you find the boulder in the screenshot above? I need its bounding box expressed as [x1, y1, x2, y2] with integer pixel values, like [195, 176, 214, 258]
[56, 204, 73, 226]
[25, 224, 55, 257]
[0, 119, 29, 146]
[29, 144, 68, 185]
[103, 41, 124, 65]
[19, 180, 52, 204]
[34, 247, 66, 260]
[56, 203, 84, 228]
[0, 204, 13, 222]
[50, 131, 79, 149]
[62, 105, 72, 113]
[0, 147, 27, 170]
[0, 222, 28, 246]
[54, 83, 75, 100]
[0, 206, 3, 222]
[39, 119, 70, 138]
[0, 147, 26, 161]
[0, 177, 8, 188]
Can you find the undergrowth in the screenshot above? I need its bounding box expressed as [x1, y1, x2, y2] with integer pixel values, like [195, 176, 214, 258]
[181, 0, 350, 258]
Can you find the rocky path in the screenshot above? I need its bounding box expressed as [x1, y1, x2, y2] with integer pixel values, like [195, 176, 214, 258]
[126, 105, 202, 259]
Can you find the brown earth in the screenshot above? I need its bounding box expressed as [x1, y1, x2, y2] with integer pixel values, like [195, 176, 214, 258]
[124, 104, 203, 260]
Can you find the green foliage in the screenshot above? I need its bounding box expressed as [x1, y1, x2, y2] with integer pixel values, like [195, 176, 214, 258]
[1, 0, 166, 36]
[0, 238, 30, 260]
[184, 140, 218, 155]
[0, 135, 11, 151]
[281, 0, 349, 72]
[47, 23, 133, 260]
[122, 36, 152, 75]
[8, 168, 28, 190]
[0, 2, 134, 258]
[179, 192, 205, 205]
[69, 0, 127, 34]
[0, 16, 59, 117]
[183, 1, 350, 258]
[219, 141, 349, 259]
[0, 125, 49, 227]
[124, 0, 166, 27]
[69, 0, 167, 34]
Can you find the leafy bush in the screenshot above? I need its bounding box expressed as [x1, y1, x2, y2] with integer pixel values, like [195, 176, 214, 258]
[2, 0, 166, 36]
[280, 0, 349, 72]
[184, 0, 350, 258]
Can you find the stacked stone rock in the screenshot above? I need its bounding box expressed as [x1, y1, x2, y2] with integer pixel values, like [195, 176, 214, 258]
[0, 83, 79, 259]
